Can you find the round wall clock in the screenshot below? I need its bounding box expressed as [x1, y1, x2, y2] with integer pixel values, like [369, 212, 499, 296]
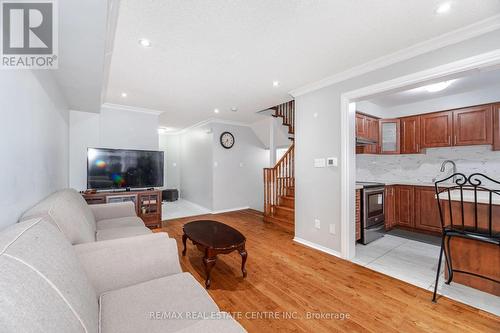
[220, 131, 235, 149]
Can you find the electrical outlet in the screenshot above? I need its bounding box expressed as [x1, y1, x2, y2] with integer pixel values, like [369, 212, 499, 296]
[329, 224, 335, 234]
[314, 219, 321, 229]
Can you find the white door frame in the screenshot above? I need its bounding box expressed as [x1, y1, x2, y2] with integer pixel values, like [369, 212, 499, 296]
[339, 49, 500, 260]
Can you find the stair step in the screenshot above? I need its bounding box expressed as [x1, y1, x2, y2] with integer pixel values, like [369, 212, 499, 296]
[263, 214, 294, 230]
[280, 196, 294, 208]
[274, 205, 294, 220]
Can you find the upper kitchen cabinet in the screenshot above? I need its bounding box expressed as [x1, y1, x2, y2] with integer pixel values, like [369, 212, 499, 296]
[453, 105, 493, 146]
[400, 116, 421, 154]
[495, 103, 500, 151]
[356, 113, 368, 138]
[379, 119, 400, 154]
[356, 112, 379, 154]
[420, 111, 453, 148]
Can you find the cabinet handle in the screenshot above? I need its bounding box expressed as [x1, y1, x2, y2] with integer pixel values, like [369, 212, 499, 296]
[448, 136, 451, 144]
[416, 143, 419, 152]
[454, 135, 457, 145]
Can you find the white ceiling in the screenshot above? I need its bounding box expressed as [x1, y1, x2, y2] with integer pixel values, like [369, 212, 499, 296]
[105, 0, 500, 129]
[366, 68, 500, 107]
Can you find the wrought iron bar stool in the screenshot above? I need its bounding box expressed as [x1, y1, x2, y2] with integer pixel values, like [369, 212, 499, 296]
[432, 173, 500, 302]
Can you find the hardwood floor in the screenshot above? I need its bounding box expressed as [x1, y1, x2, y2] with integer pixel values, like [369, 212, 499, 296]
[159, 209, 499, 333]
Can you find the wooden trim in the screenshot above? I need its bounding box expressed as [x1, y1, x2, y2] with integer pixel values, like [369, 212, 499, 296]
[492, 103, 500, 150]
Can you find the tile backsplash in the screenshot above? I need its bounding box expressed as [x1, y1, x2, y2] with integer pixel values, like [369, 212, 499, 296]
[356, 145, 500, 183]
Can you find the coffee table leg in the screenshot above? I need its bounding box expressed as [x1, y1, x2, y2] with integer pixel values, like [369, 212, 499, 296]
[203, 253, 217, 289]
[239, 246, 248, 278]
[182, 233, 188, 256]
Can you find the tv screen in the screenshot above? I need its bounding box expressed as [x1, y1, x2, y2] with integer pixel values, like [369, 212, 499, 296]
[87, 148, 164, 190]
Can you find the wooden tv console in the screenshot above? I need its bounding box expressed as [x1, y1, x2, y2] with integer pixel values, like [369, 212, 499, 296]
[82, 189, 162, 229]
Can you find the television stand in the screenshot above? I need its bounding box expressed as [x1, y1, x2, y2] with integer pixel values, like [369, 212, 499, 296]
[82, 189, 162, 229]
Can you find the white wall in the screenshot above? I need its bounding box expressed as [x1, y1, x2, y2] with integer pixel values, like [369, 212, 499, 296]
[294, 30, 500, 253]
[159, 134, 181, 190]
[211, 123, 269, 212]
[179, 125, 214, 209]
[250, 117, 290, 149]
[0, 71, 69, 230]
[69, 107, 160, 190]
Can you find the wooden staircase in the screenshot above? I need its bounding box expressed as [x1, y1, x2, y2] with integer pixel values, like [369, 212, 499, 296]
[263, 100, 295, 229]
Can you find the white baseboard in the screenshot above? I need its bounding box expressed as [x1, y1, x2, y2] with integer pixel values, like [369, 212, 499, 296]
[211, 206, 250, 214]
[293, 237, 343, 259]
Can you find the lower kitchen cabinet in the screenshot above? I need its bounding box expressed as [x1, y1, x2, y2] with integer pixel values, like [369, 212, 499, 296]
[414, 186, 442, 233]
[384, 186, 395, 230]
[395, 186, 414, 228]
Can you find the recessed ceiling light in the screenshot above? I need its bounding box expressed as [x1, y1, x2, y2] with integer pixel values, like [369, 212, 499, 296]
[214, 108, 220, 114]
[138, 39, 152, 48]
[272, 81, 280, 87]
[157, 127, 174, 134]
[436, 2, 451, 14]
[121, 92, 127, 98]
[231, 107, 238, 112]
[421, 80, 454, 93]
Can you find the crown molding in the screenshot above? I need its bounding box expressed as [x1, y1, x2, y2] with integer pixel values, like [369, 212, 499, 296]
[289, 14, 500, 97]
[101, 103, 164, 115]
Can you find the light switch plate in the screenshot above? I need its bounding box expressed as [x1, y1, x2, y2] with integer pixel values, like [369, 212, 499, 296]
[314, 158, 326, 168]
[314, 219, 321, 229]
[329, 224, 335, 234]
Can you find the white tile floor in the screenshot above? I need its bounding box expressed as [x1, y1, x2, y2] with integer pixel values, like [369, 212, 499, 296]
[353, 235, 500, 316]
[162, 199, 211, 221]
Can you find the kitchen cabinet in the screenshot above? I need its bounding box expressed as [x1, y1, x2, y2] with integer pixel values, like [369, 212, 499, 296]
[395, 186, 414, 228]
[379, 119, 400, 154]
[356, 113, 367, 138]
[400, 116, 421, 154]
[356, 113, 379, 154]
[495, 104, 500, 151]
[453, 105, 493, 146]
[414, 186, 442, 233]
[384, 186, 395, 230]
[420, 111, 453, 148]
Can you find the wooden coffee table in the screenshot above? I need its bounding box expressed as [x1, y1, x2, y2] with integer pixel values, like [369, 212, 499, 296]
[182, 220, 247, 289]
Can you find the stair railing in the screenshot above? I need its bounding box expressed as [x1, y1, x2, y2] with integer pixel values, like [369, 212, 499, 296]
[264, 143, 294, 216]
[274, 100, 295, 134]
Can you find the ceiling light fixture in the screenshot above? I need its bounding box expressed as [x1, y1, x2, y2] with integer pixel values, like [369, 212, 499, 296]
[214, 108, 220, 114]
[436, 2, 451, 14]
[138, 39, 152, 48]
[272, 81, 280, 87]
[421, 80, 454, 93]
[231, 107, 238, 112]
[121, 92, 127, 98]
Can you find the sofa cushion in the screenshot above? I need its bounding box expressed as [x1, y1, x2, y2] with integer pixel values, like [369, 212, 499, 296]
[99, 272, 237, 333]
[96, 226, 152, 241]
[97, 216, 145, 230]
[0, 218, 99, 333]
[20, 188, 97, 244]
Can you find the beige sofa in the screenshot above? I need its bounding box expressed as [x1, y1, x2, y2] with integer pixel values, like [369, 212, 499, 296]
[20, 188, 154, 244]
[0, 217, 245, 332]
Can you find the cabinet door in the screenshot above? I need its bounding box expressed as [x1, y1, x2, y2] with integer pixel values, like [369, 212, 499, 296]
[379, 119, 400, 154]
[400, 116, 421, 154]
[453, 105, 493, 146]
[420, 111, 453, 148]
[356, 113, 367, 138]
[364, 116, 379, 154]
[395, 186, 414, 227]
[384, 186, 395, 230]
[414, 187, 442, 233]
[494, 104, 500, 151]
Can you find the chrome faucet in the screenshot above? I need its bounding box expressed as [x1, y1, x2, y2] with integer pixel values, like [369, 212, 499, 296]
[440, 160, 457, 183]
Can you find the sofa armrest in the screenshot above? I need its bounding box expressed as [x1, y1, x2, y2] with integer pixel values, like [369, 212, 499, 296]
[74, 232, 182, 294]
[89, 202, 137, 221]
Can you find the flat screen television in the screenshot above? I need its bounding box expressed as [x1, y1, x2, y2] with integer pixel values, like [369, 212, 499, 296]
[87, 148, 164, 190]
